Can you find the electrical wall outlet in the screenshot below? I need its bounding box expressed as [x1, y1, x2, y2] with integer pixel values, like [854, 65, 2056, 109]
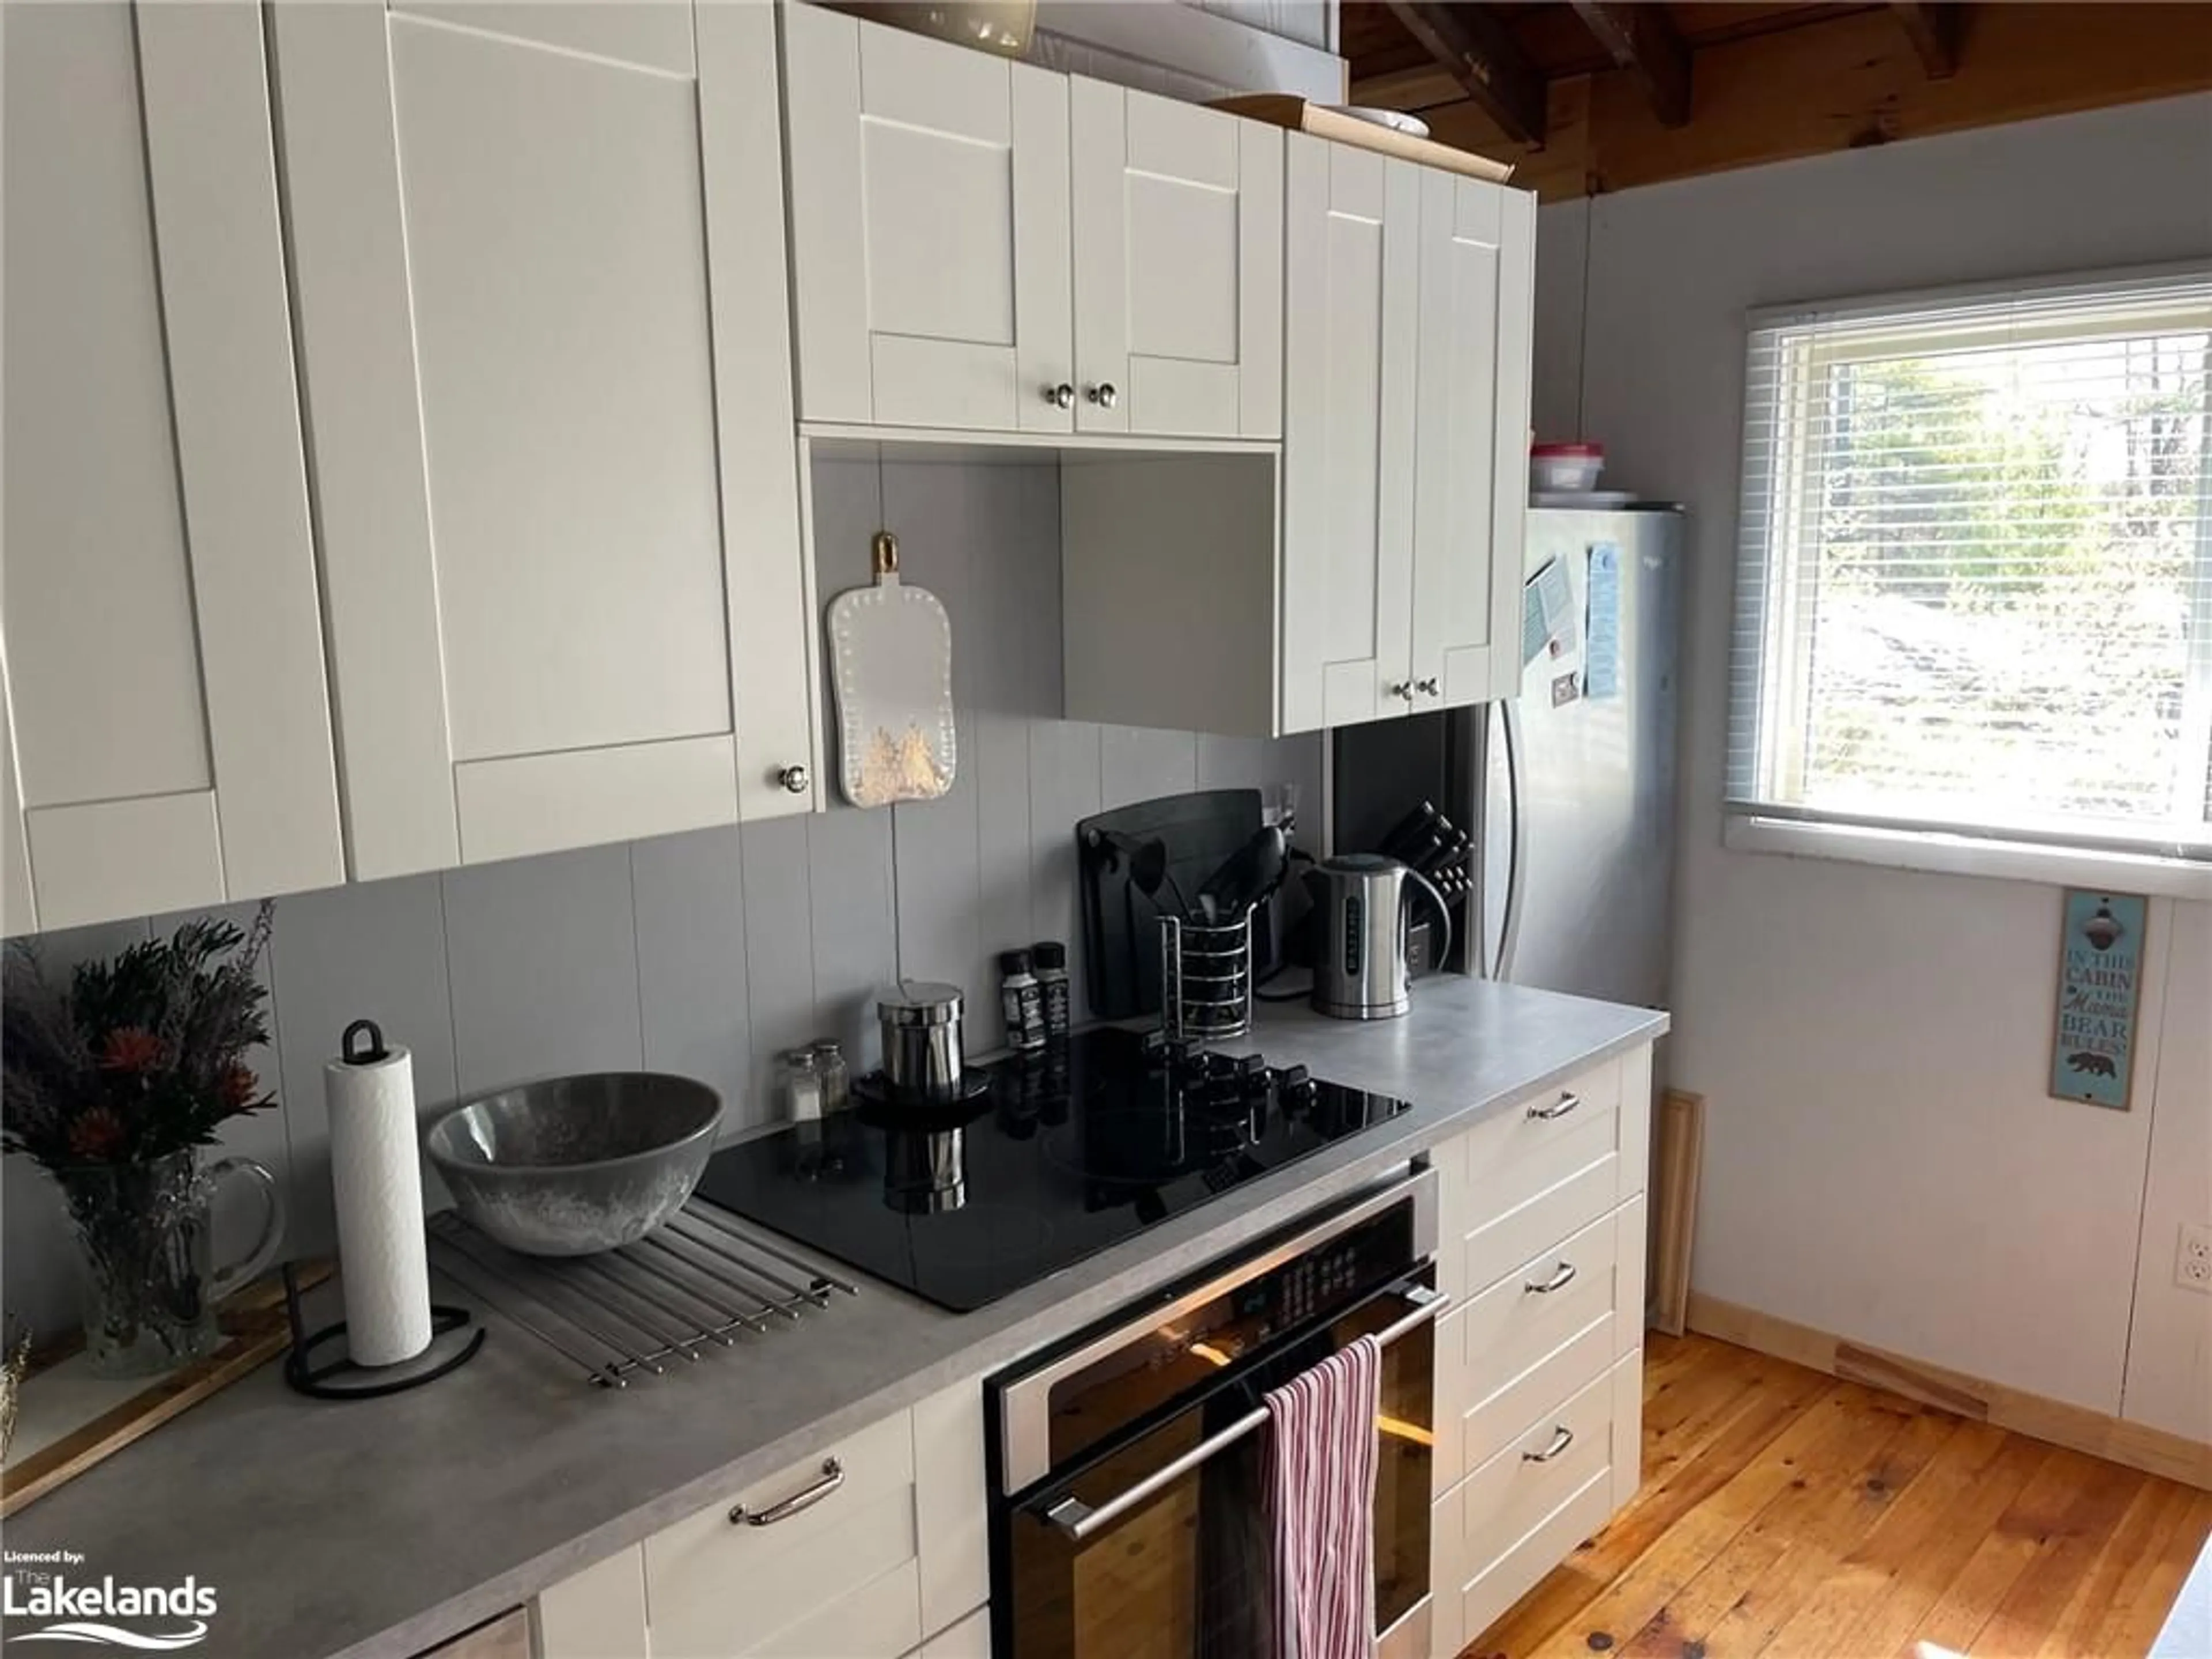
[2177, 1224, 2212, 1294]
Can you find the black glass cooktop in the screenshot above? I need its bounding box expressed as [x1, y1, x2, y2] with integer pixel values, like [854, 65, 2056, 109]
[692, 1027, 1412, 1312]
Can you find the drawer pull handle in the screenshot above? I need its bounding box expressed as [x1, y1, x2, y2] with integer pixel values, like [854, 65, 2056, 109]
[729, 1458, 843, 1527]
[1528, 1091, 1581, 1122]
[1525, 1262, 1578, 1296]
[1522, 1426, 1574, 1464]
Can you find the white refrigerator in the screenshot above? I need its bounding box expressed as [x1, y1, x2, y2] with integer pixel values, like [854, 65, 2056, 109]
[1478, 505, 1684, 1009]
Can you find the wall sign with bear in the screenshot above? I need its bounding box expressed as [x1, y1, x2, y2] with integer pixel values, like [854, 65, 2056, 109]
[2048, 888, 2147, 1111]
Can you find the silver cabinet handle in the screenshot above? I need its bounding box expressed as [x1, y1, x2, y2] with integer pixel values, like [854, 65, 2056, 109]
[778, 763, 810, 796]
[729, 1458, 842, 1526]
[1086, 381, 1118, 408]
[1527, 1090, 1581, 1121]
[1522, 1426, 1574, 1464]
[1415, 677, 1440, 696]
[1044, 382, 1075, 408]
[1041, 1281, 1449, 1542]
[1525, 1262, 1577, 1296]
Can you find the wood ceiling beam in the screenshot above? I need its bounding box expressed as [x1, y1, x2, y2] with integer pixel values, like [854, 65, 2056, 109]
[1889, 1, 1963, 78]
[1416, 2, 2212, 203]
[1382, 1, 1548, 145]
[1569, 1, 1693, 126]
[1348, 61, 1474, 113]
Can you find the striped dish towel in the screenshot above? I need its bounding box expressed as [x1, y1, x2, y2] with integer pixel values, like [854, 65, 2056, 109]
[1263, 1334, 1382, 1659]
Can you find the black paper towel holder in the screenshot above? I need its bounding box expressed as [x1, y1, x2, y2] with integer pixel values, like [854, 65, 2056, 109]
[281, 1262, 483, 1400]
[287, 1014, 484, 1398]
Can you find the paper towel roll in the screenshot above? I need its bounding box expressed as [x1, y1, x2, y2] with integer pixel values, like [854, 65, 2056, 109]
[325, 1021, 434, 1366]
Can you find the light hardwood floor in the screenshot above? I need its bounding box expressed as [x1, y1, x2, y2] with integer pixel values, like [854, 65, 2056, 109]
[1464, 1334, 2212, 1659]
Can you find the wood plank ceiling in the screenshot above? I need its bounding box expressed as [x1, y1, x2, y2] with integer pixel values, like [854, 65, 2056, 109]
[1342, 1, 2212, 200]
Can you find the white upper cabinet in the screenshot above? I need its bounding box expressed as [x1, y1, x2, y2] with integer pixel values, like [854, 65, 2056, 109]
[1411, 170, 1537, 709]
[1063, 132, 1536, 741]
[273, 0, 815, 877]
[1, 2, 344, 932]
[1070, 84, 1283, 439]
[782, 6, 1285, 441]
[1280, 139, 1420, 733]
[783, 2, 1074, 434]
[1280, 138, 1535, 734]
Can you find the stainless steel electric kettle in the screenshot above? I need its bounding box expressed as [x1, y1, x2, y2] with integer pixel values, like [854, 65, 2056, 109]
[1303, 854, 1454, 1020]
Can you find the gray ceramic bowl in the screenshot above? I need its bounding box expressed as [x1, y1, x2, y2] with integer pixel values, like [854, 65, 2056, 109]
[425, 1073, 722, 1256]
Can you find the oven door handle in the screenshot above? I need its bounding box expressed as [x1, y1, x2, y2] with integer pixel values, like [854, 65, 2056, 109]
[1039, 1279, 1449, 1543]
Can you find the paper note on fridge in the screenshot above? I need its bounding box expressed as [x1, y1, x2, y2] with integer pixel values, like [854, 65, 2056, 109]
[1521, 567, 1550, 668]
[1584, 542, 1622, 699]
[1522, 556, 1578, 668]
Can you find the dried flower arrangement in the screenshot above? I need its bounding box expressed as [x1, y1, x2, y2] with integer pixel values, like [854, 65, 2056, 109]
[2, 903, 276, 1175]
[0, 1316, 30, 1460]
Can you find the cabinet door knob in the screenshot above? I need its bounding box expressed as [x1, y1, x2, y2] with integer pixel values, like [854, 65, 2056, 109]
[1415, 677, 1440, 697]
[1389, 681, 1415, 703]
[778, 763, 810, 795]
[1086, 382, 1119, 409]
[1044, 382, 1075, 409]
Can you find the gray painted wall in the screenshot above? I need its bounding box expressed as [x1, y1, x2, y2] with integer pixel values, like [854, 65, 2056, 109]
[2, 457, 1321, 1338]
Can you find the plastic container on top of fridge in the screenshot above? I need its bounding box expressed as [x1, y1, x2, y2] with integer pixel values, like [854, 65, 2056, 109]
[1530, 441, 1605, 494]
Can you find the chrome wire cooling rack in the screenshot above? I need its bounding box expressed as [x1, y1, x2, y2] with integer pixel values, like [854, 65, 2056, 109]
[427, 1200, 858, 1388]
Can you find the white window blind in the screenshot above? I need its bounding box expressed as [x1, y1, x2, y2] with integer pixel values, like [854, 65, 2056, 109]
[1730, 269, 2212, 866]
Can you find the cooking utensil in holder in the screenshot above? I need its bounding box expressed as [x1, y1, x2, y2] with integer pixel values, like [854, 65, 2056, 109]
[1158, 907, 1256, 1041]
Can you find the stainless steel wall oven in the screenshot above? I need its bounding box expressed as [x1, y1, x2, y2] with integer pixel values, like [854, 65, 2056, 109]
[986, 1171, 1445, 1658]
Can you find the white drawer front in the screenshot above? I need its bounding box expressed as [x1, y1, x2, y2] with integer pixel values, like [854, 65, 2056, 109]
[751, 1558, 922, 1659]
[914, 1606, 991, 1659]
[1468, 1058, 1623, 1187]
[1461, 1312, 1614, 1485]
[1438, 1348, 1642, 1648]
[1461, 1206, 1620, 1381]
[1439, 1198, 1646, 1486]
[536, 1545, 649, 1659]
[1439, 1056, 1619, 1202]
[647, 1409, 919, 1657]
[1436, 1047, 1654, 1301]
[1450, 1362, 1619, 1559]
[1459, 1463, 1614, 1647]
[1453, 1143, 1618, 1305]
[912, 1374, 988, 1637]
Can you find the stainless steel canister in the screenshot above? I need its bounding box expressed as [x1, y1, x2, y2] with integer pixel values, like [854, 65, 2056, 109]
[876, 981, 965, 1098]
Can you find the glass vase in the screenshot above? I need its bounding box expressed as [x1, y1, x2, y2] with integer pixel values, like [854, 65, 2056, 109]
[51, 1150, 286, 1378]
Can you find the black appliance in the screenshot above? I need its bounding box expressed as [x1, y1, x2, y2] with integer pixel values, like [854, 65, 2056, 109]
[691, 1027, 1412, 1313]
[986, 1171, 1444, 1658]
[1076, 788, 1280, 1020]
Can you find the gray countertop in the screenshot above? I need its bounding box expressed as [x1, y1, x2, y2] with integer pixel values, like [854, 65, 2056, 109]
[6, 978, 1665, 1659]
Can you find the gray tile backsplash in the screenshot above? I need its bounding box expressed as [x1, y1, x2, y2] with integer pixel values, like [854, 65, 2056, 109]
[2, 457, 1321, 1340]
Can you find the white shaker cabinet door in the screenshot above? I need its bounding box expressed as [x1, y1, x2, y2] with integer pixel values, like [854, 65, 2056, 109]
[1410, 171, 1536, 710]
[783, 2, 1073, 434]
[1279, 136, 1419, 734]
[1, 2, 343, 931]
[274, 0, 814, 879]
[1070, 84, 1282, 438]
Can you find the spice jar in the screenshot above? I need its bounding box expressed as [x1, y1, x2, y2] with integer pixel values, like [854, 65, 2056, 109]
[1032, 941, 1071, 1041]
[810, 1039, 851, 1115]
[998, 949, 1045, 1052]
[779, 1048, 824, 1123]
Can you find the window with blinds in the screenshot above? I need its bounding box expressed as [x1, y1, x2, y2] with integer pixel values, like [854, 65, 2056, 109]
[1729, 270, 2212, 865]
